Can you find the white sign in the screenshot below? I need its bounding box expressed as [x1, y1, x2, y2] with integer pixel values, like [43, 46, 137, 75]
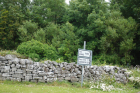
[78, 58, 90, 64]
[77, 49, 92, 65]
[79, 50, 90, 57]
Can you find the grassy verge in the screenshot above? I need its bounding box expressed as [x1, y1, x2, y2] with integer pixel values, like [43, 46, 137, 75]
[0, 80, 139, 93]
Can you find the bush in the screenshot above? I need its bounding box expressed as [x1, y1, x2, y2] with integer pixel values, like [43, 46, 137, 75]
[17, 39, 58, 61]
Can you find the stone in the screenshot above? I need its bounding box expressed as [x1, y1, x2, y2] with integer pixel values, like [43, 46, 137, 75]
[2, 73, 11, 77]
[25, 76, 32, 80]
[71, 78, 79, 82]
[12, 58, 19, 64]
[44, 61, 48, 64]
[0, 56, 7, 61]
[11, 64, 15, 67]
[52, 61, 58, 66]
[33, 77, 42, 80]
[47, 78, 54, 82]
[12, 74, 23, 78]
[30, 80, 38, 83]
[38, 72, 46, 76]
[20, 59, 26, 65]
[5, 54, 17, 60]
[38, 79, 45, 83]
[16, 64, 21, 68]
[11, 67, 17, 71]
[65, 77, 71, 80]
[4, 66, 10, 71]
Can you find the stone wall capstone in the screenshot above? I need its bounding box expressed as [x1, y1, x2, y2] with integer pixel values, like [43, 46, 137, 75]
[0, 54, 129, 83]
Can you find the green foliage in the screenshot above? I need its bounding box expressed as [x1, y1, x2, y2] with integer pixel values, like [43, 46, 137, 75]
[18, 20, 38, 42]
[17, 39, 58, 61]
[52, 22, 80, 62]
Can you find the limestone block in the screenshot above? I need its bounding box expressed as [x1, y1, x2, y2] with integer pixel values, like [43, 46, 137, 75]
[60, 63, 63, 68]
[5, 54, 17, 60]
[3, 61, 8, 63]
[38, 72, 46, 76]
[4, 66, 10, 72]
[66, 71, 70, 74]
[17, 78, 22, 82]
[1, 63, 5, 66]
[47, 78, 54, 82]
[32, 71, 37, 74]
[11, 78, 17, 81]
[33, 76, 42, 80]
[27, 65, 34, 69]
[43, 76, 47, 80]
[62, 74, 65, 77]
[20, 59, 26, 65]
[63, 62, 67, 67]
[27, 74, 33, 76]
[44, 61, 48, 64]
[77, 75, 81, 78]
[25, 76, 32, 80]
[70, 69, 74, 73]
[57, 74, 62, 77]
[71, 77, 79, 82]
[0, 56, 6, 61]
[65, 74, 71, 77]
[57, 77, 64, 81]
[54, 77, 57, 81]
[11, 64, 15, 67]
[21, 65, 26, 68]
[47, 72, 54, 75]
[26, 69, 33, 72]
[44, 67, 49, 72]
[65, 77, 71, 80]
[12, 68, 17, 71]
[26, 72, 32, 74]
[9, 71, 15, 75]
[52, 61, 58, 66]
[12, 58, 19, 64]
[48, 60, 52, 64]
[30, 80, 38, 83]
[62, 70, 66, 74]
[16, 64, 21, 68]
[15, 70, 23, 74]
[8, 60, 13, 64]
[2, 73, 11, 77]
[12, 73, 23, 78]
[43, 64, 48, 68]
[38, 79, 45, 83]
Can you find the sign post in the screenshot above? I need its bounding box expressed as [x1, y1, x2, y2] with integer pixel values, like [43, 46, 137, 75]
[77, 41, 92, 87]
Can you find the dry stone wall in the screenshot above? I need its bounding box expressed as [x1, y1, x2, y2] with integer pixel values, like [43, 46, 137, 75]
[0, 54, 129, 83]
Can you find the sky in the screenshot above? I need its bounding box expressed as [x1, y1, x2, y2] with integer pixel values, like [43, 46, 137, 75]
[65, 0, 110, 5]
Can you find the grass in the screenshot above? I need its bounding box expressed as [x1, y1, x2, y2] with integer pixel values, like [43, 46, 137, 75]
[0, 50, 27, 59]
[0, 80, 139, 93]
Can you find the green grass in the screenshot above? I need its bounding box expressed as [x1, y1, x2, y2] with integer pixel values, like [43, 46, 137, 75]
[0, 50, 27, 59]
[0, 80, 139, 93]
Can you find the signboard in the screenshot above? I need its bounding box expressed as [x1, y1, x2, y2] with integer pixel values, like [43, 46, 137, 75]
[77, 49, 92, 66]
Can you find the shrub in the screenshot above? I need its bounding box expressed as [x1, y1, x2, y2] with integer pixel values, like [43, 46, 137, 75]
[17, 39, 58, 61]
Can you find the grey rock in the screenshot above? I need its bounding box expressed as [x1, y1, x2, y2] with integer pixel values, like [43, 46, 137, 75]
[2, 73, 11, 77]
[0, 56, 6, 61]
[71, 77, 79, 82]
[11, 64, 15, 67]
[16, 64, 21, 68]
[33, 77, 42, 80]
[20, 59, 26, 65]
[5, 54, 17, 60]
[12, 58, 19, 64]
[65, 77, 71, 80]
